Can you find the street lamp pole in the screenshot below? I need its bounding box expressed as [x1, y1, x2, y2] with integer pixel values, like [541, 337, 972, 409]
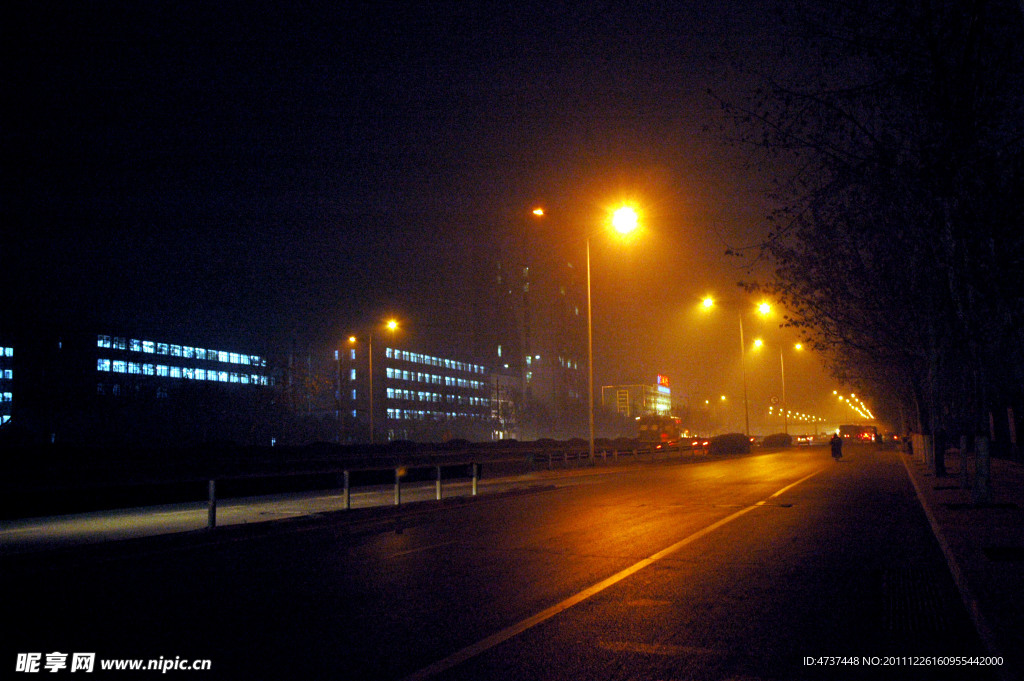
[780, 348, 787, 435]
[586, 235, 595, 464]
[368, 334, 374, 444]
[738, 312, 750, 439]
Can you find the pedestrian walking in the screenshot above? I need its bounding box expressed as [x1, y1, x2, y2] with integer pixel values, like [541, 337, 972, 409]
[830, 433, 843, 461]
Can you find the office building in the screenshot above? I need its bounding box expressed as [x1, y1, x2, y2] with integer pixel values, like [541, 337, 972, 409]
[338, 341, 491, 443]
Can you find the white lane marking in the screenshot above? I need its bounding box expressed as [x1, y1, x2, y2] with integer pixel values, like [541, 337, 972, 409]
[389, 541, 461, 559]
[597, 641, 722, 656]
[400, 468, 826, 681]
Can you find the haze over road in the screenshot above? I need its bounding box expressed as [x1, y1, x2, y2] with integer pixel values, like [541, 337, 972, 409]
[2, 446, 994, 680]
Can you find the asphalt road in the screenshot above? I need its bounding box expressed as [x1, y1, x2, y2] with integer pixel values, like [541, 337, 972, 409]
[1, 446, 997, 680]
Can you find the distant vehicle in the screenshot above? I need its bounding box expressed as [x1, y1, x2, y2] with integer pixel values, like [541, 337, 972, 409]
[795, 434, 815, 445]
[839, 425, 878, 442]
[637, 415, 682, 451]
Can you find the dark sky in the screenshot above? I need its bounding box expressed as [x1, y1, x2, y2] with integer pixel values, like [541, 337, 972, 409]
[3, 0, 847, 426]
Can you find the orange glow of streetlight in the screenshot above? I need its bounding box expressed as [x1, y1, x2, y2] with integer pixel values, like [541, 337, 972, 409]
[386, 319, 398, 332]
[702, 297, 715, 309]
[758, 302, 771, 315]
[532, 207, 545, 217]
[611, 205, 639, 235]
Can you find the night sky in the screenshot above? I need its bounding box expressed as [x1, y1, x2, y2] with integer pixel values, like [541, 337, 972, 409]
[3, 1, 844, 425]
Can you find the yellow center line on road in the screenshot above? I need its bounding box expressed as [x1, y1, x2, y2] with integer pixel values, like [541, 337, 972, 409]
[400, 467, 827, 681]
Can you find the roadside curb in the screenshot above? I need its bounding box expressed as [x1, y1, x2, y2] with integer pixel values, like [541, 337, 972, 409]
[900, 452, 1013, 681]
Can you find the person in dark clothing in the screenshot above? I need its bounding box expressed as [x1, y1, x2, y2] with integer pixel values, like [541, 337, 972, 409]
[830, 433, 843, 460]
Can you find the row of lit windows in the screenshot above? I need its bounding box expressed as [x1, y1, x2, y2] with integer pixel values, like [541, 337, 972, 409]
[97, 359, 268, 385]
[385, 388, 489, 407]
[384, 367, 485, 390]
[97, 335, 266, 367]
[386, 408, 488, 421]
[385, 347, 484, 375]
[1, 348, 11, 421]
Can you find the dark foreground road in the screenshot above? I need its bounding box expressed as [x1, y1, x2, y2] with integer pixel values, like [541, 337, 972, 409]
[2, 446, 999, 680]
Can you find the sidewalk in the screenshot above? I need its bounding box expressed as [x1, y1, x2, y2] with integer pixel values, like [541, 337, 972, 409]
[901, 448, 1024, 681]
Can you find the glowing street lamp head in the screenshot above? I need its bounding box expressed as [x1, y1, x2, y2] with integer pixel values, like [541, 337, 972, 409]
[794, 343, 803, 351]
[753, 338, 764, 349]
[532, 207, 545, 217]
[758, 302, 771, 315]
[702, 297, 714, 309]
[386, 319, 399, 332]
[348, 336, 357, 344]
[611, 205, 639, 235]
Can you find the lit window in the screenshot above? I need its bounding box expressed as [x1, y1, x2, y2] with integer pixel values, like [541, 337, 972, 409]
[218, 371, 228, 382]
[170, 366, 182, 378]
[217, 351, 228, 363]
[195, 369, 206, 380]
[195, 348, 206, 360]
[113, 361, 127, 373]
[240, 354, 250, 365]
[130, 339, 142, 352]
[142, 341, 155, 354]
[240, 374, 249, 384]
[143, 364, 155, 376]
[350, 369, 357, 380]
[230, 372, 240, 383]
[128, 362, 141, 374]
[182, 367, 194, 379]
[97, 335, 111, 349]
[173, 345, 184, 357]
[157, 343, 169, 355]
[351, 389, 357, 400]
[156, 365, 169, 377]
[97, 359, 111, 372]
[113, 337, 126, 350]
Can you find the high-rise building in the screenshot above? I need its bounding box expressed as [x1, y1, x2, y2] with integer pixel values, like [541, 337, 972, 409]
[484, 208, 588, 439]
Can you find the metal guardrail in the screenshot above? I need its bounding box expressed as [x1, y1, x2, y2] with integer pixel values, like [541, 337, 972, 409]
[204, 462, 480, 528]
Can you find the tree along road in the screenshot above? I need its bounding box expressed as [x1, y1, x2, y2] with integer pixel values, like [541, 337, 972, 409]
[1, 446, 997, 680]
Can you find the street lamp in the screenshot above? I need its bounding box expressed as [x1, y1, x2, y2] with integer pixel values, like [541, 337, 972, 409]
[347, 318, 399, 444]
[753, 339, 804, 434]
[536, 203, 640, 463]
[701, 298, 771, 439]
[586, 205, 639, 462]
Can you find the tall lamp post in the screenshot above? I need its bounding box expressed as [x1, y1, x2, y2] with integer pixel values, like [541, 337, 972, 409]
[752, 339, 804, 434]
[584, 205, 639, 462]
[702, 298, 771, 439]
[348, 318, 398, 445]
[536, 204, 639, 462]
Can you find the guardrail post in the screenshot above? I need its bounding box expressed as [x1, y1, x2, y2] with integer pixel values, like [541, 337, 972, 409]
[207, 479, 217, 529]
[343, 470, 351, 510]
[436, 465, 442, 501]
[471, 463, 479, 496]
[394, 468, 401, 506]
